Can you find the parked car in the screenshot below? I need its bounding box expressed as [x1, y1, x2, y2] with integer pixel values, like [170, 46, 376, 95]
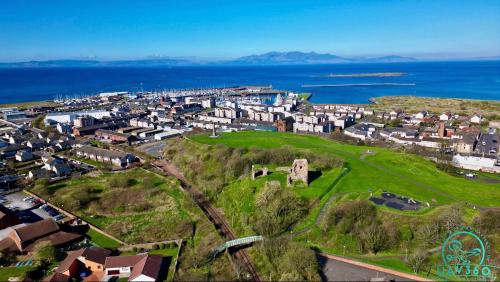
[53, 214, 65, 221]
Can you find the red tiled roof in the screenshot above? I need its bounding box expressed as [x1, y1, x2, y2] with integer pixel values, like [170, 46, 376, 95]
[129, 254, 164, 281]
[56, 249, 85, 273]
[104, 253, 147, 269]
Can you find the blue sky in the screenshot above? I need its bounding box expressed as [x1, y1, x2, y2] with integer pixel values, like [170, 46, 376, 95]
[0, 0, 499, 61]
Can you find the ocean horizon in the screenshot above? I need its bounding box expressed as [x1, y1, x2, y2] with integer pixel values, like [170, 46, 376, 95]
[0, 60, 499, 105]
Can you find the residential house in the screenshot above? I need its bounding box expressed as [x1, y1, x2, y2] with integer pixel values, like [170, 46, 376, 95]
[215, 107, 242, 119]
[56, 123, 73, 134]
[344, 124, 376, 141]
[73, 124, 111, 137]
[197, 114, 233, 125]
[43, 158, 72, 177]
[415, 111, 428, 120]
[0, 145, 30, 159]
[15, 150, 33, 162]
[104, 253, 166, 281]
[333, 116, 355, 130]
[27, 139, 47, 151]
[95, 129, 132, 143]
[74, 146, 137, 168]
[293, 121, 334, 134]
[49, 247, 112, 281]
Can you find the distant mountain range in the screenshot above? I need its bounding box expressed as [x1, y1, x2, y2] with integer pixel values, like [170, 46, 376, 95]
[229, 52, 416, 65]
[1, 51, 497, 68]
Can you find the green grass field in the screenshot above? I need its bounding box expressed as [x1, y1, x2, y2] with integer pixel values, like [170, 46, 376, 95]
[192, 131, 499, 208]
[0, 267, 34, 281]
[190, 131, 499, 279]
[85, 228, 121, 248]
[34, 168, 200, 244]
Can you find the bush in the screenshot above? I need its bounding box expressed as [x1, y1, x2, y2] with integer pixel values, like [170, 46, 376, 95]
[108, 175, 135, 188]
[160, 243, 166, 249]
[359, 222, 389, 254]
[474, 209, 500, 234]
[253, 185, 306, 236]
[132, 247, 138, 253]
[321, 200, 376, 234]
[152, 244, 159, 250]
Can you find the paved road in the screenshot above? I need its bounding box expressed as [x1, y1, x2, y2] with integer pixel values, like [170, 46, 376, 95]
[152, 160, 261, 282]
[318, 253, 430, 282]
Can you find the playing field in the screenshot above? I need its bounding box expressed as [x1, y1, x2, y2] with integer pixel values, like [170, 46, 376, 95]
[192, 131, 500, 208]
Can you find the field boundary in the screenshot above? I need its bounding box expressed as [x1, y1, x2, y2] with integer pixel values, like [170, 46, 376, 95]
[23, 189, 126, 246]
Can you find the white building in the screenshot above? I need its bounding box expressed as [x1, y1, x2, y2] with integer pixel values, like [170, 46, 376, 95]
[154, 130, 181, 140]
[45, 110, 111, 125]
[452, 154, 499, 173]
[198, 114, 233, 124]
[3, 110, 26, 121]
[470, 114, 482, 124]
[439, 113, 451, 121]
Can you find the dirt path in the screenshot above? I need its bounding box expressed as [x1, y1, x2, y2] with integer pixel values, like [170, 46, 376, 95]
[152, 160, 261, 282]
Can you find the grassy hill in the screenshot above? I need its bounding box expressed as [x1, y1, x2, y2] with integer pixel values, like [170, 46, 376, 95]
[192, 131, 499, 208]
[187, 131, 499, 278]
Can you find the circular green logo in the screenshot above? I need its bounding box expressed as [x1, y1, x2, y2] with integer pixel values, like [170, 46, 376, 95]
[437, 228, 495, 279]
[442, 230, 486, 266]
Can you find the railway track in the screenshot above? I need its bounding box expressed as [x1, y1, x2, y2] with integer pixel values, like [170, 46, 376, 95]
[152, 161, 261, 281]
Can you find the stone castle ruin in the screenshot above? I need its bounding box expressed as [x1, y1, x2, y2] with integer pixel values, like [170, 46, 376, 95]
[287, 159, 308, 186]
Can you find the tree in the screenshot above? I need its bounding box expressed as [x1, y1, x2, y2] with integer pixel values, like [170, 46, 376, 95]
[406, 248, 429, 274]
[33, 241, 57, 264]
[359, 223, 388, 254]
[279, 243, 320, 281]
[417, 220, 441, 247]
[279, 271, 303, 281]
[438, 205, 463, 234]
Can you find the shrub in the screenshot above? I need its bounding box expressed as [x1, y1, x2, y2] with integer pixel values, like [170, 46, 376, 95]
[474, 209, 500, 234]
[152, 244, 159, 250]
[109, 175, 135, 188]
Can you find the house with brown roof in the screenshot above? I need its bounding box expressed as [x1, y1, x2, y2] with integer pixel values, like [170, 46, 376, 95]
[51, 247, 111, 280]
[104, 253, 166, 281]
[0, 218, 82, 253]
[95, 129, 133, 144]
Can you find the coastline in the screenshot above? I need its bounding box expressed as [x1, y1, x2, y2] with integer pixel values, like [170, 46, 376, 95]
[3, 95, 500, 119]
